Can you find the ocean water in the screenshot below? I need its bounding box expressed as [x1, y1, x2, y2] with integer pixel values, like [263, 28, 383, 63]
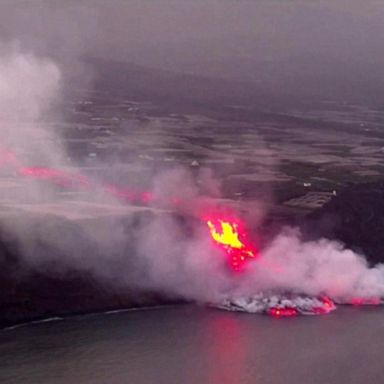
[1, 305, 384, 384]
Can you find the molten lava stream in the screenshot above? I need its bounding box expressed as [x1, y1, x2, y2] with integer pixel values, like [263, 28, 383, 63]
[206, 218, 258, 271]
[18, 167, 90, 189]
[349, 297, 381, 306]
[267, 308, 298, 317]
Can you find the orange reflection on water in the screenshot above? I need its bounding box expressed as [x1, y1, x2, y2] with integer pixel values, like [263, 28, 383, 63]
[200, 313, 249, 384]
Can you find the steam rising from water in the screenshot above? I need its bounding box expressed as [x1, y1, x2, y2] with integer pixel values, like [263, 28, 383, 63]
[1, 45, 384, 313]
[241, 228, 384, 301]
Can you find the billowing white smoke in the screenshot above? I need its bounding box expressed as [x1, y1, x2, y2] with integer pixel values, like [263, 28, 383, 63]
[240, 228, 384, 301]
[0, 43, 63, 165]
[1, 45, 384, 312]
[0, 44, 60, 123]
[125, 221, 384, 305]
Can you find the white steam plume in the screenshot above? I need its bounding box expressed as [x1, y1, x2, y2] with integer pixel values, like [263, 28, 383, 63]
[0, 43, 61, 154]
[240, 228, 384, 302]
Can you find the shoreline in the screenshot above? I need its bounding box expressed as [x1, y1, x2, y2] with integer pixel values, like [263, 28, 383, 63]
[1, 302, 183, 331]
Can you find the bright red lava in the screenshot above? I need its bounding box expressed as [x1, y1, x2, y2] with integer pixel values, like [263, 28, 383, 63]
[19, 167, 89, 189]
[104, 184, 153, 204]
[311, 296, 336, 315]
[206, 218, 258, 271]
[0, 146, 155, 204]
[267, 308, 298, 317]
[267, 296, 336, 317]
[349, 297, 381, 306]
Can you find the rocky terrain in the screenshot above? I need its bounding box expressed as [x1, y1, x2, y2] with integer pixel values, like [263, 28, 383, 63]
[0, 212, 169, 328]
[305, 181, 384, 266]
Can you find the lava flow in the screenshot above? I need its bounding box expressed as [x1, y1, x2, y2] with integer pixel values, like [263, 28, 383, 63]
[267, 307, 298, 317]
[19, 167, 89, 189]
[205, 217, 339, 317]
[206, 218, 258, 271]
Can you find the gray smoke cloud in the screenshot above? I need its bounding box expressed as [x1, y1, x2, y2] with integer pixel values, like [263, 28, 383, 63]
[1, 45, 384, 308]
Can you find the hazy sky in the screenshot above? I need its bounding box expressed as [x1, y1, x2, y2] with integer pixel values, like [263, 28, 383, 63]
[0, 1, 383, 100]
[0, 1, 382, 60]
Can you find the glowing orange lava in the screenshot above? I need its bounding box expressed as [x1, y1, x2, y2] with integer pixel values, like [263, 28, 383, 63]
[267, 308, 298, 317]
[349, 297, 381, 306]
[310, 296, 336, 315]
[206, 218, 257, 271]
[19, 167, 89, 189]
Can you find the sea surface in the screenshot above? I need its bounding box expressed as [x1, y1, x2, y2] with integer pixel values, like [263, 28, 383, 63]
[1, 305, 384, 384]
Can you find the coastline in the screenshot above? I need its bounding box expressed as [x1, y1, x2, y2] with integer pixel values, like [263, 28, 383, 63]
[1, 303, 182, 331]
